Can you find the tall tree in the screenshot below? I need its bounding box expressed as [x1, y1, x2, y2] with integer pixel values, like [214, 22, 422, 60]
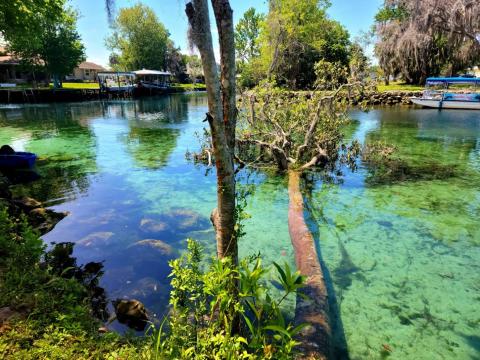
[374, 0, 480, 84]
[106, 4, 171, 71]
[258, 0, 351, 89]
[5, 5, 85, 88]
[235, 7, 264, 65]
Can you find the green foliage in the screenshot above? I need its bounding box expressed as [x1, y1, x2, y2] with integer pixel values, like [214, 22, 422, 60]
[149, 239, 306, 359]
[235, 8, 265, 65]
[237, 80, 369, 172]
[256, 0, 351, 89]
[185, 54, 204, 82]
[235, 8, 265, 89]
[0, 0, 64, 34]
[314, 60, 348, 90]
[106, 3, 174, 71]
[374, 4, 409, 23]
[4, 2, 85, 88]
[348, 43, 370, 82]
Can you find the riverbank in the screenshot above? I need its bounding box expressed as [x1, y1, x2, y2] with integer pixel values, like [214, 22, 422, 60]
[0, 85, 206, 104]
[364, 90, 423, 106]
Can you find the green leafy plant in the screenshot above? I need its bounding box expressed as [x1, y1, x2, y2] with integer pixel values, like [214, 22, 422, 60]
[149, 239, 307, 359]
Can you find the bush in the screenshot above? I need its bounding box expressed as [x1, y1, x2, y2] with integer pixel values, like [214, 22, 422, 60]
[151, 239, 306, 359]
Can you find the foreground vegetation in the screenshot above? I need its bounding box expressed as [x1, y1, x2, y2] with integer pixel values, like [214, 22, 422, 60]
[0, 206, 307, 359]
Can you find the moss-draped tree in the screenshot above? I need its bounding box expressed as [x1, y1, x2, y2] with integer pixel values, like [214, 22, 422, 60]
[374, 0, 480, 84]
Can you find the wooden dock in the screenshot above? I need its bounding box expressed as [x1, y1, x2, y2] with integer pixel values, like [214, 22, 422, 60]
[0, 87, 190, 104]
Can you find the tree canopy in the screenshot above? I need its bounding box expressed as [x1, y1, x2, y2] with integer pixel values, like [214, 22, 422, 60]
[259, 0, 350, 89]
[185, 55, 203, 82]
[106, 3, 174, 71]
[0, 0, 64, 35]
[3, 2, 85, 88]
[235, 7, 264, 65]
[374, 0, 480, 84]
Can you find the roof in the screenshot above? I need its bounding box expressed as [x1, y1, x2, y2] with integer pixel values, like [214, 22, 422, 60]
[77, 61, 106, 71]
[97, 71, 136, 77]
[133, 69, 171, 76]
[426, 77, 480, 84]
[0, 54, 20, 65]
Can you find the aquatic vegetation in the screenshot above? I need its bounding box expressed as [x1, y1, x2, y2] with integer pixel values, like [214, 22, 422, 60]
[362, 141, 459, 185]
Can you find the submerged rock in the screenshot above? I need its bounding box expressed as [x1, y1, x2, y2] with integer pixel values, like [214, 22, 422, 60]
[139, 218, 169, 234]
[113, 299, 148, 331]
[167, 208, 208, 232]
[128, 239, 174, 256]
[139, 209, 210, 236]
[0, 176, 67, 235]
[78, 232, 115, 247]
[125, 239, 176, 279]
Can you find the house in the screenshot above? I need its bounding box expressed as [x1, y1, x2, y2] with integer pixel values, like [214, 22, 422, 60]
[0, 47, 30, 84]
[66, 61, 107, 81]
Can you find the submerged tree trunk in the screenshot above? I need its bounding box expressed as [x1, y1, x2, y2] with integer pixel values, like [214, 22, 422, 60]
[288, 170, 331, 360]
[185, 0, 237, 262]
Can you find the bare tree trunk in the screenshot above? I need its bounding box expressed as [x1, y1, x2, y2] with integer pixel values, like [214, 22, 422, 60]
[288, 170, 331, 360]
[211, 0, 237, 155]
[186, 0, 237, 263]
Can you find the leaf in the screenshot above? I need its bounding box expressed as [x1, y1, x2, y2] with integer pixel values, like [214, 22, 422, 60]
[263, 325, 291, 338]
[272, 262, 287, 287]
[237, 336, 248, 344]
[245, 299, 261, 321]
[289, 323, 309, 336]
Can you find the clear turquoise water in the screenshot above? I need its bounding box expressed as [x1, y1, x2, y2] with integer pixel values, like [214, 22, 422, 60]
[0, 98, 478, 359]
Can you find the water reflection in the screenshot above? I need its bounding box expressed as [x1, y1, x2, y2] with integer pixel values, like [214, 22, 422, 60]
[0, 95, 225, 332]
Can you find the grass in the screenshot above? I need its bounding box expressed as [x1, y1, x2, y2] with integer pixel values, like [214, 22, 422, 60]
[171, 83, 206, 90]
[50, 82, 99, 89]
[377, 81, 424, 92]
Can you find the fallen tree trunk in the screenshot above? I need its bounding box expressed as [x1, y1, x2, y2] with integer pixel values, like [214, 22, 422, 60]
[288, 170, 331, 360]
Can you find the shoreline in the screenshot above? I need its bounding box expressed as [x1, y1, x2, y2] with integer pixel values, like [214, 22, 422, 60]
[0, 86, 206, 104]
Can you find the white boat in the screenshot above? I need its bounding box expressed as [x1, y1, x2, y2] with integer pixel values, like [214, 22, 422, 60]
[97, 72, 136, 93]
[410, 77, 480, 110]
[133, 69, 171, 90]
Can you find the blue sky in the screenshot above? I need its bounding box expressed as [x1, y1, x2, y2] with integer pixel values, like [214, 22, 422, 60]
[70, 0, 383, 67]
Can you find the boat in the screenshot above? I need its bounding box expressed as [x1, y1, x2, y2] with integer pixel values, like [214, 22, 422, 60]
[98, 72, 136, 93]
[133, 69, 172, 90]
[410, 77, 480, 110]
[0, 152, 37, 168]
